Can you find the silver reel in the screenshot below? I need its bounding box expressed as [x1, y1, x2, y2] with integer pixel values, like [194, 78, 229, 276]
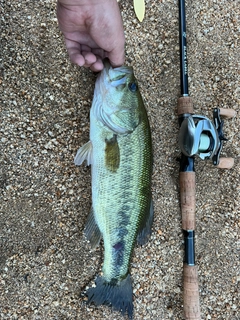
[178, 108, 235, 168]
[179, 114, 220, 160]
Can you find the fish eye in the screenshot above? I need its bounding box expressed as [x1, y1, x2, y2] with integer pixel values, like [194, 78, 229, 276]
[128, 82, 138, 92]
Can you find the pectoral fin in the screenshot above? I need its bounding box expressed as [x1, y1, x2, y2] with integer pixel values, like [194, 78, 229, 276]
[105, 134, 120, 172]
[84, 207, 102, 248]
[137, 199, 154, 245]
[74, 141, 93, 166]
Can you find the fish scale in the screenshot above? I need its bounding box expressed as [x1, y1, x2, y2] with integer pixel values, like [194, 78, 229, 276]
[92, 126, 145, 280]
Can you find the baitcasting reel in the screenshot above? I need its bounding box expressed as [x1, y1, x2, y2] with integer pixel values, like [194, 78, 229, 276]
[179, 107, 235, 168]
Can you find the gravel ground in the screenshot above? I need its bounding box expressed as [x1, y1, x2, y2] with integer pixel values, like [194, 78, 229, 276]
[0, 0, 239, 319]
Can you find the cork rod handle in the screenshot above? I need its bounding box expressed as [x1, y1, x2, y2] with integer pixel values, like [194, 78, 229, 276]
[177, 96, 194, 115]
[180, 172, 201, 320]
[183, 264, 201, 319]
[180, 172, 196, 230]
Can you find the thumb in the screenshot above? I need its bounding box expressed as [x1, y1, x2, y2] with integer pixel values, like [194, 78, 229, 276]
[107, 47, 125, 68]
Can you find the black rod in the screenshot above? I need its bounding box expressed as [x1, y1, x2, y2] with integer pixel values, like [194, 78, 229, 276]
[179, 0, 189, 96]
[177, 1, 201, 318]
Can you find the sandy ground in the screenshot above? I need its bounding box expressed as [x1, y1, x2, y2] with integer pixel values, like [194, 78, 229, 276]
[0, 0, 239, 319]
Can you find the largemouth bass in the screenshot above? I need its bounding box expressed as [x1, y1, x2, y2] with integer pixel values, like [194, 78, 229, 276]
[75, 61, 153, 319]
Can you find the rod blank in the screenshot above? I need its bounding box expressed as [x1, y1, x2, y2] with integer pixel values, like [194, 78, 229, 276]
[179, 0, 189, 96]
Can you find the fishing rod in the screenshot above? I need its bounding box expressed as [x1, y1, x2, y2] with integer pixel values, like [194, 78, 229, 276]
[177, 0, 235, 319]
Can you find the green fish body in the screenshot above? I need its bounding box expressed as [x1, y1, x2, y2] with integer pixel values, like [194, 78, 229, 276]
[75, 61, 153, 319]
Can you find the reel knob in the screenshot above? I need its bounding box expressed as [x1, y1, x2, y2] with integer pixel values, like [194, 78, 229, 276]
[216, 157, 234, 169]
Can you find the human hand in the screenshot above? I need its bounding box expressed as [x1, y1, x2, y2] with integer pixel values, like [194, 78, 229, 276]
[57, 0, 125, 71]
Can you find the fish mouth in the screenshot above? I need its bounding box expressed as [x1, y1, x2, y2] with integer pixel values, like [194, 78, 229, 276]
[103, 59, 133, 86]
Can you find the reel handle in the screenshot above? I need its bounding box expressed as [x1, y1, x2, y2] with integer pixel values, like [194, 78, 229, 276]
[217, 157, 234, 169]
[219, 108, 236, 119]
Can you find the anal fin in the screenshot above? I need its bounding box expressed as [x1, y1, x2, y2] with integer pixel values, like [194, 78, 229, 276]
[137, 199, 154, 245]
[84, 207, 101, 248]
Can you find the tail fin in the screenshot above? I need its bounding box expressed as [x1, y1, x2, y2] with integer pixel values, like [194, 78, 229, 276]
[86, 274, 133, 319]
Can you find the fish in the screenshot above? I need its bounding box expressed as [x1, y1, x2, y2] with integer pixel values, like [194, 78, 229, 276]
[74, 60, 153, 319]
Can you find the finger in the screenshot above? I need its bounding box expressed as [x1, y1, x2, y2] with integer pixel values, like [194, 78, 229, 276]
[107, 46, 125, 68]
[81, 44, 92, 52]
[83, 49, 106, 70]
[81, 46, 105, 63]
[82, 51, 97, 65]
[107, 50, 125, 68]
[63, 30, 97, 49]
[81, 48, 105, 71]
[105, 31, 125, 68]
[65, 39, 85, 66]
[89, 57, 104, 72]
[91, 48, 105, 59]
[68, 51, 86, 67]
